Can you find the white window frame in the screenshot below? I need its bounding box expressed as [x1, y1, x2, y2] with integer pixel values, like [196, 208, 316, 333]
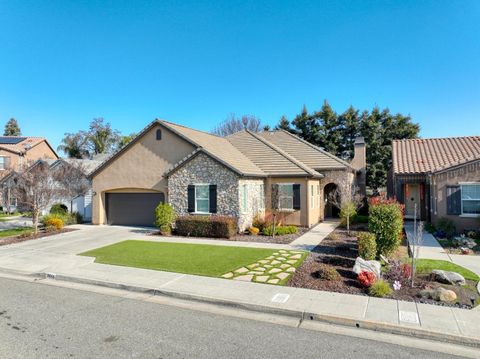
[259, 184, 265, 210]
[194, 184, 210, 214]
[317, 185, 321, 208]
[310, 184, 315, 209]
[0, 156, 6, 170]
[460, 182, 480, 217]
[278, 183, 294, 211]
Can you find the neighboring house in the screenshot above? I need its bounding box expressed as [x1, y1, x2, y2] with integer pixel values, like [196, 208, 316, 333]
[0, 157, 101, 221]
[90, 120, 366, 230]
[0, 136, 58, 177]
[389, 136, 480, 232]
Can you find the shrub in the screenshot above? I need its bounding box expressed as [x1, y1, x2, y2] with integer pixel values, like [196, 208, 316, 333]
[354, 215, 369, 224]
[315, 264, 341, 281]
[358, 270, 376, 287]
[175, 215, 237, 238]
[43, 216, 64, 230]
[437, 217, 456, 238]
[357, 232, 376, 260]
[424, 222, 436, 234]
[248, 227, 260, 236]
[263, 225, 297, 236]
[384, 260, 412, 284]
[368, 280, 393, 297]
[50, 203, 68, 215]
[368, 197, 404, 257]
[252, 214, 269, 231]
[154, 203, 176, 235]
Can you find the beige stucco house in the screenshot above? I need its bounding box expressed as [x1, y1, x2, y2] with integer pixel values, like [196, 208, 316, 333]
[389, 136, 480, 232]
[90, 120, 366, 230]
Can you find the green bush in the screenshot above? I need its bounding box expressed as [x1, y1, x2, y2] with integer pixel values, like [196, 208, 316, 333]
[368, 198, 404, 257]
[368, 280, 393, 297]
[354, 215, 369, 224]
[44, 217, 64, 230]
[154, 203, 176, 235]
[437, 217, 456, 238]
[357, 232, 377, 260]
[50, 203, 68, 215]
[315, 264, 341, 281]
[175, 215, 237, 238]
[424, 222, 436, 234]
[262, 225, 297, 236]
[42, 212, 80, 226]
[252, 214, 269, 231]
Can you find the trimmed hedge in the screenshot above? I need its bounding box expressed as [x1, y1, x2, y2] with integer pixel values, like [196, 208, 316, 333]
[175, 215, 237, 239]
[357, 232, 376, 260]
[154, 203, 176, 235]
[50, 203, 68, 215]
[263, 225, 298, 236]
[368, 197, 404, 257]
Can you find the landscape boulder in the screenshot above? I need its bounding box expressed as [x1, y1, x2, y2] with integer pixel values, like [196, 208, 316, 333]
[431, 270, 466, 286]
[353, 257, 381, 279]
[419, 287, 457, 302]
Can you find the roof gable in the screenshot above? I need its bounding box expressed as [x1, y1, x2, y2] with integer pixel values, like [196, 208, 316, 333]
[0, 136, 57, 157]
[393, 136, 480, 174]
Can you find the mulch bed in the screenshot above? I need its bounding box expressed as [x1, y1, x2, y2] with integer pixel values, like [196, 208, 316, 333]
[0, 228, 77, 246]
[437, 238, 480, 256]
[150, 227, 310, 244]
[287, 227, 479, 309]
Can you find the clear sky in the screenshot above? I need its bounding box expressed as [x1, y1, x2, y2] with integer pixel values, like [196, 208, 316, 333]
[1, 0, 479, 154]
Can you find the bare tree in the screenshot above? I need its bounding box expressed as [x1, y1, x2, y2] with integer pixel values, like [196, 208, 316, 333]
[328, 178, 364, 235]
[212, 114, 262, 136]
[54, 160, 91, 212]
[10, 162, 62, 234]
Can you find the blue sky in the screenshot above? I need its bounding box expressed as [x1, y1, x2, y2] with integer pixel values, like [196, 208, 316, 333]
[1, 0, 479, 154]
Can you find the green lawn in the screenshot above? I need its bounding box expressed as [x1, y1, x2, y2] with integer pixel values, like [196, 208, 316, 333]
[0, 227, 34, 238]
[80, 240, 279, 277]
[414, 259, 480, 282]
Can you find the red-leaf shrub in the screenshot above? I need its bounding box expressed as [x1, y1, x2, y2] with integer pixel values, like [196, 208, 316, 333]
[384, 260, 412, 284]
[175, 215, 237, 238]
[358, 270, 376, 287]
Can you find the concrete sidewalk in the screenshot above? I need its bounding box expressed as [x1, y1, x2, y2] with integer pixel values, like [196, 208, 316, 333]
[0, 225, 478, 347]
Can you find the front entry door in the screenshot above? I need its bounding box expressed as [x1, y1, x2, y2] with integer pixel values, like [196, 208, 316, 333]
[404, 184, 420, 219]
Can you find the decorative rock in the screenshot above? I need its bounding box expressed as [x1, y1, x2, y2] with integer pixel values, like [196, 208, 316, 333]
[235, 267, 249, 274]
[290, 254, 302, 259]
[286, 267, 296, 273]
[287, 260, 298, 265]
[269, 268, 282, 274]
[267, 279, 280, 284]
[271, 260, 281, 265]
[277, 272, 290, 280]
[461, 247, 473, 255]
[221, 272, 234, 279]
[234, 275, 253, 282]
[436, 288, 457, 302]
[255, 276, 269, 283]
[352, 257, 381, 279]
[431, 270, 466, 286]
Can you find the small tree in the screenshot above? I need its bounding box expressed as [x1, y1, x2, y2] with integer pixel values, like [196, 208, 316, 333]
[212, 114, 262, 136]
[4, 118, 22, 136]
[55, 161, 91, 211]
[328, 178, 364, 235]
[11, 162, 62, 234]
[154, 203, 176, 235]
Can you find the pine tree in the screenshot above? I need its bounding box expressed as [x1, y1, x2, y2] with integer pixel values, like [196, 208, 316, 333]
[4, 118, 21, 136]
[291, 105, 320, 144]
[317, 100, 342, 155]
[338, 106, 360, 159]
[276, 115, 292, 131]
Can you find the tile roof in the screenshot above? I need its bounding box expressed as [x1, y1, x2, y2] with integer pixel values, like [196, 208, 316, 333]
[257, 130, 352, 170]
[227, 131, 323, 177]
[0, 137, 48, 154]
[392, 136, 480, 174]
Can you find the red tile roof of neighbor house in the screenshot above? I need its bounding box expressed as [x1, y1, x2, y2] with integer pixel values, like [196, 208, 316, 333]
[392, 136, 480, 174]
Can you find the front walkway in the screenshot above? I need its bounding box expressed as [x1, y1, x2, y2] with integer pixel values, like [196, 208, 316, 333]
[0, 224, 479, 346]
[289, 219, 340, 251]
[404, 223, 480, 276]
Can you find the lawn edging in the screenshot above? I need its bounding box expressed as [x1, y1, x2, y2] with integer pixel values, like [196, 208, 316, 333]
[5, 267, 478, 349]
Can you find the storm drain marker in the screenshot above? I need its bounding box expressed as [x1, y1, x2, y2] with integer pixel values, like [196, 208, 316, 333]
[398, 310, 419, 324]
[271, 293, 290, 303]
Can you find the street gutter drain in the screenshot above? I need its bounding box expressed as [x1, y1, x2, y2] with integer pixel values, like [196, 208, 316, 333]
[271, 293, 290, 303]
[45, 273, 56, 280]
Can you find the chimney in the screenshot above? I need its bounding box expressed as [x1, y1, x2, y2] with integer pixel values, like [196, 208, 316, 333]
[351, 137, 366, 196]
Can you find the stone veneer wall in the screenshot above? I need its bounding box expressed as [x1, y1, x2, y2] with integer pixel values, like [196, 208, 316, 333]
[168, 152, 240, 219]
[238, 179, 265, 231]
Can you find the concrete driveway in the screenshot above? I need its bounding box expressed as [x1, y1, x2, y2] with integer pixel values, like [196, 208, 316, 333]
[0, 224, 155, 274]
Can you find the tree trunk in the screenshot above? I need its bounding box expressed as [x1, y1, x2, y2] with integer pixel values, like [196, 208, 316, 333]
[33, 210, 39, 235]
[347, 216, 350, 236]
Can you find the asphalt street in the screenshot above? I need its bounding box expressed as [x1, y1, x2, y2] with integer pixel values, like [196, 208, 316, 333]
[0, 277, 467, 359]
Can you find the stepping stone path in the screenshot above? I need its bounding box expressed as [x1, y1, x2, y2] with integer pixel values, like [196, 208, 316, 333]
[221, 250, 306, 285]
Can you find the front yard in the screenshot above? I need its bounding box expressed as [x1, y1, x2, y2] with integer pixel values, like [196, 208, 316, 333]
[81, 240, 307, 284]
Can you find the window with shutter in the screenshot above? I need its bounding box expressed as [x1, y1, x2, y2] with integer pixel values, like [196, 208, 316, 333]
[446, 186, 461, 215]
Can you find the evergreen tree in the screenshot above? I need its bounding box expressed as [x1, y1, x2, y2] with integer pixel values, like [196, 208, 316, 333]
[317, 100, 342, 155]
[57, 132, 89, 159]
[276, 115, 292, 132]
[291, 105, 320, 144]
[338, 106, 360, 159]
[4, 118, 21, 136]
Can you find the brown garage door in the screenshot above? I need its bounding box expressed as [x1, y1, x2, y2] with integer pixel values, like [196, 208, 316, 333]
[106, 192, 164, 226]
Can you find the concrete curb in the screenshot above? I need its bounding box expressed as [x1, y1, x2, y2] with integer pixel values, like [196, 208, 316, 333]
[4, 268, 476, 348]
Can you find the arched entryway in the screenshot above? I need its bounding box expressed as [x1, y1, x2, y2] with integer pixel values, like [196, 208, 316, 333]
[324, 183, 340, 218]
